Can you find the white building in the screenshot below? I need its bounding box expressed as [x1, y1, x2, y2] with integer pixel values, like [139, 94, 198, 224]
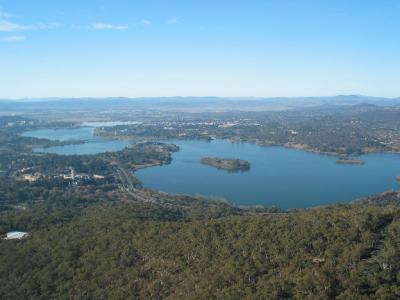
[3, 231, 29, 240]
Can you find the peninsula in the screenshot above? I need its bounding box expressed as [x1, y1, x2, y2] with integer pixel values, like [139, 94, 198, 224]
[200, 157, 250, 172]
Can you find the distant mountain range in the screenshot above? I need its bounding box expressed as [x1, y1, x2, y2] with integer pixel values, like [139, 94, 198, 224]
[0, 95, 399, 113]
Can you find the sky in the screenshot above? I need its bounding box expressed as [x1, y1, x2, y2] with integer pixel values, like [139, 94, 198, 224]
[0, 0, 399, 99]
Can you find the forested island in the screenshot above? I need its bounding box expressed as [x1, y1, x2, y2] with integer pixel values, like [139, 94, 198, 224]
[200, 157, 250, 172]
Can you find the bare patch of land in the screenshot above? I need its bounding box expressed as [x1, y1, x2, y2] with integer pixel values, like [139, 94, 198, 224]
[336, 159, 365, 165]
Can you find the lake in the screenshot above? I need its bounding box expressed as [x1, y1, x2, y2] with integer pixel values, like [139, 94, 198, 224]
[22, 126, 131, 155]
[23, 127, 400, 208]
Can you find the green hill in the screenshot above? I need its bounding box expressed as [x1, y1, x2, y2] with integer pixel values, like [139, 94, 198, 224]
[1, 193, 400, 299]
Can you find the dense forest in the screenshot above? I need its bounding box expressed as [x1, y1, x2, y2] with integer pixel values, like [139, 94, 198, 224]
[1, 191, 400, 299]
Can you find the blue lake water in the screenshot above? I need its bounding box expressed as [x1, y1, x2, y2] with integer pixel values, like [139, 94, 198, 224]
[136, 139, 400, 208]
[22, 127, 131, 155]
[23, 128, 400, 208]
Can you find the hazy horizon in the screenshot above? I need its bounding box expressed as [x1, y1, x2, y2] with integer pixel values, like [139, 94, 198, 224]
[1, 94, 400, 102]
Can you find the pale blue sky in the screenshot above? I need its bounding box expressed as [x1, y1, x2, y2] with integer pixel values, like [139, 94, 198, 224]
[0, 0, 399, 98]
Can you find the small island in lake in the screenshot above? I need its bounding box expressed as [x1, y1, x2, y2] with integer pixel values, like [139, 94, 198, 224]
[336, 159, 365, 165]
[200, 157, 250, 172]
[396, 176, 400, 182]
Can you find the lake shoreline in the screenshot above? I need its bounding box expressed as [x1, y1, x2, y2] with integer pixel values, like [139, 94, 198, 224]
[23, 127, 400, 209]
[95, 132, 400, 158]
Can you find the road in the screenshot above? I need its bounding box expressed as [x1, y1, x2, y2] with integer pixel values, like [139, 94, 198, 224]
[114, 164, 157, 203]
